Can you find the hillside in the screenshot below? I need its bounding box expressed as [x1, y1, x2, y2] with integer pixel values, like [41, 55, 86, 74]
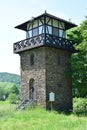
[0, 72, 20, 86]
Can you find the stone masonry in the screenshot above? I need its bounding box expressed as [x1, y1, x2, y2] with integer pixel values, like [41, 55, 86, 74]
[45, 47, 72, 111]
[20, 46, 73, 111]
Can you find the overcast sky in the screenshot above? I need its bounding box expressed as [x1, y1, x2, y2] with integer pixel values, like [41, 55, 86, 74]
[0, 0, 87, 74]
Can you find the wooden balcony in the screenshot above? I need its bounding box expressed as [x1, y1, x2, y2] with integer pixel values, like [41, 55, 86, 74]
[13, 34, 75, 53]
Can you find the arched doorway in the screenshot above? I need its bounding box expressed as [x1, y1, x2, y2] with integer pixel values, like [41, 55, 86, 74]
[29, 78, 35, 100]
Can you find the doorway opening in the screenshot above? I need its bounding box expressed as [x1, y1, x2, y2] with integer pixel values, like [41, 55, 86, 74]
[29, 78, 35, 100]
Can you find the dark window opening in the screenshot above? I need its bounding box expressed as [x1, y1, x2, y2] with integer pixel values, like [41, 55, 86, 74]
[53, 27, 58, 36]
[30, 53, 34, 66]
[57, 55, 61, 65]
[58, 83, 62, 87]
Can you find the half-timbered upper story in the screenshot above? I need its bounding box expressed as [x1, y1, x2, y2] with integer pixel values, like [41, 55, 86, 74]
[13, 12, 77, 53]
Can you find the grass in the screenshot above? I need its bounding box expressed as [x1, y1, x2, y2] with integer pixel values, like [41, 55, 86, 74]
[0, 101, 87, 130]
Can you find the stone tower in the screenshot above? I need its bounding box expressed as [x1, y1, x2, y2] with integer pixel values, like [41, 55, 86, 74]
[13, 12, 77, 111]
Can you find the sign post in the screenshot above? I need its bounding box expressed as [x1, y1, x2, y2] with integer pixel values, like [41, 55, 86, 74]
[49, 92, 55, 111]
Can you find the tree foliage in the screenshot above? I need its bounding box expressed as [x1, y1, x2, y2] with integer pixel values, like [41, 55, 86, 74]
[8, 93, 18, 104]
[0, 82, 19, 101]
[0, 86, 5, 101]
[67, 19, 87, 97]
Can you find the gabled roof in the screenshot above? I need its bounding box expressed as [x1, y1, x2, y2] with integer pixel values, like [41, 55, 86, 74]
[15, 12, 77, 31]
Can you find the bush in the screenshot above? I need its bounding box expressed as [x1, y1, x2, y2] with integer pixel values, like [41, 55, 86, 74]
[5, 84, 19, 98]
[7, 93, 18, 104]
[0, 83, 19, 101]
[0, 86, 5, 101]
[73, 97, 87, 113]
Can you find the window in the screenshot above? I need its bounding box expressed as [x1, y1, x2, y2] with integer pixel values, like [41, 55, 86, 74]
[57, 55, 61, 65]
[33, 28, 38, 37]
[58, 83, 62, 87]
[29, 30, 32, 37]
[30, 53, 34, 65]
[62, 31, 66, 38]
[39, 26, 44, 34]
[53, 27, 58, 36]
[59, 29, 64, 37]
[46, 26, 52, 34]
[26, 31, 29, 38]
[26, 30, 32, 38]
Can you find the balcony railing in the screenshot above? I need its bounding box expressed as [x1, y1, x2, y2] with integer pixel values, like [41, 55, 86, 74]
[13, 34, 75, 53]
[45, 34, 75, 51]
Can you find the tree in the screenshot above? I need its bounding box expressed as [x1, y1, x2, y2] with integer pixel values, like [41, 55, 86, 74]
[0, 82, 19, 101]
[9, 84, 19, 95]
[0, 86, 5, 100]
[67, 19, 87, 97]
[8, 93, 18, 104]
[4, 83, 19, 98]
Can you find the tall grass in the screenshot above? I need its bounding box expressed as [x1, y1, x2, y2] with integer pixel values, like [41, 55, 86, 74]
[0, 101, 87, 130]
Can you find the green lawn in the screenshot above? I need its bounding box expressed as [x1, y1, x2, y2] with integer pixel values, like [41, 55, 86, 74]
[0, 101, 87, 130]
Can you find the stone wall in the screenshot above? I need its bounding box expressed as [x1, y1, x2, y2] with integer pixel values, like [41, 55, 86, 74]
[20, 46, 73, 111]
[45, 47, 72, 111]
[20, 47, 46, 108]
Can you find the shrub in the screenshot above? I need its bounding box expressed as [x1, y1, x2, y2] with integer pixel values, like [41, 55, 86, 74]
[0, 83, 19, 101]
[7, 93, 18, 104]
[73, 97, 87, 113]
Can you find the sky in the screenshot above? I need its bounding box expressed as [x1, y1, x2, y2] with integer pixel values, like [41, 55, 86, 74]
[0, 0, 87, 75]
